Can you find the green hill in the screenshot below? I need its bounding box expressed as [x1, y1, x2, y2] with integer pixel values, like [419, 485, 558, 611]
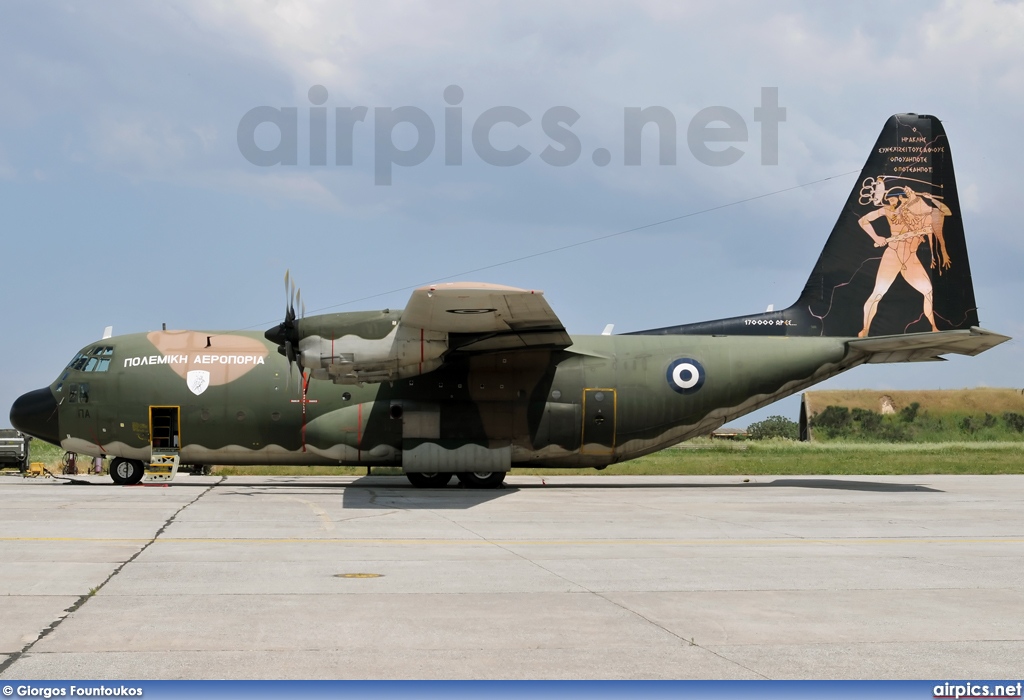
[801, 389, 1024, 442]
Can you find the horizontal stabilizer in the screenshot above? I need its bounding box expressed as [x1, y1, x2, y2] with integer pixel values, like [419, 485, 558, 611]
[847, 327, 1010, 363]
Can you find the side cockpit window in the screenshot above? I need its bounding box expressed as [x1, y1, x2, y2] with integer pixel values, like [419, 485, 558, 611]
[67, 383, 89, 404]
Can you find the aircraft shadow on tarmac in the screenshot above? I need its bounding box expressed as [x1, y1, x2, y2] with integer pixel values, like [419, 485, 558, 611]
[49, 476, 942, 510]
[271, 476, 943, 510]
[510, 478, 943, 493]
[158, 477, 513, 509]
[340, 482, 512, 509]
[335, 477, 942, 508]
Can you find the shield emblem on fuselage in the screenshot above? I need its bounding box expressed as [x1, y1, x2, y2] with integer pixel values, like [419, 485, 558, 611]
[186, 370, 210, 396]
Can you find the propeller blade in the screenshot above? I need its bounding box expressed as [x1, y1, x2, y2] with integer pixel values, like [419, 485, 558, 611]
[269, 270, 306, 395]
[284, 340, 294, 392]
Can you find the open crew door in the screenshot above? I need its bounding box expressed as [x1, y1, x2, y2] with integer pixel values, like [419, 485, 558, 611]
[148, 406, 181, 482]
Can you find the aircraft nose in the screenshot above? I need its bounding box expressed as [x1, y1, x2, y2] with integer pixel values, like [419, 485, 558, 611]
[10, 387, 60, 445]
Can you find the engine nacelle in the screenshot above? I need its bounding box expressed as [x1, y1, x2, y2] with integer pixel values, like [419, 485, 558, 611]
[300, 323, 447, 385]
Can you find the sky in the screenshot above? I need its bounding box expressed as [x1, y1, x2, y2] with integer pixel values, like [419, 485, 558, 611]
[1, 0, 1022, 428]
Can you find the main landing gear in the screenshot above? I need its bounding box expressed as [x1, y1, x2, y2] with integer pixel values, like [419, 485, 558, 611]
[405, 472, 454, 488]
[456, 472, 506, 489]
[405, 471, 506, 489]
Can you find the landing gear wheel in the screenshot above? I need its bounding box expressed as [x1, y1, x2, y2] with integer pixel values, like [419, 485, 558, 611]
[109, 458, 144, 485]
[456, 471, 506, 489]
[406, 472, 454, 488]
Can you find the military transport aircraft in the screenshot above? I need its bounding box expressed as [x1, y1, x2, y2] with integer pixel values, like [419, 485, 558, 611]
[10, 114, 1010, 488]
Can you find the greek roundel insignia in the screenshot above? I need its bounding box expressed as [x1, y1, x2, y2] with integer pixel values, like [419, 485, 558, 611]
[186, 370, 211, 396]
[666, 358, 705, 395]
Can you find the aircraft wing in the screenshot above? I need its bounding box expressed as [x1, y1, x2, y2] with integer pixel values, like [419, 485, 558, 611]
[400, 282, 572, 353]
[299, 283, 572, 385]
[847, 327, 1010, 363]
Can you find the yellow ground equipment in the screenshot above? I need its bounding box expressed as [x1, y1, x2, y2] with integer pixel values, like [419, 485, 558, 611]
[25, 462, 48, 478]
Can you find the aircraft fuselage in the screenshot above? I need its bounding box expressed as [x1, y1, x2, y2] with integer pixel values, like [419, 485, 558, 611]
[45, 330, 849, 469]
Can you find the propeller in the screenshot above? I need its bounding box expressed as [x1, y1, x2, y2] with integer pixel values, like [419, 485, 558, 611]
[265, 269, 306, 392]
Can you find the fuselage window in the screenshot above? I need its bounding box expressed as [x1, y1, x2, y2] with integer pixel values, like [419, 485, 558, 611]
[84, 357, 99, 372]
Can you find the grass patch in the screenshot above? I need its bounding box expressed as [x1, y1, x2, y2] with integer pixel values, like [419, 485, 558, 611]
[589, 441, 1024, 476]
[26, 440, 67, 470]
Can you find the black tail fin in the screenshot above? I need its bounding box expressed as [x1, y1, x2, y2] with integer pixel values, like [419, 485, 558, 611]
[633, 113, 980, 338]
[795, 113, 978, 337]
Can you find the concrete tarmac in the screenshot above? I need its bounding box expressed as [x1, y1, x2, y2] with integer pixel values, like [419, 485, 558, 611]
[0, 473, 1022, 679]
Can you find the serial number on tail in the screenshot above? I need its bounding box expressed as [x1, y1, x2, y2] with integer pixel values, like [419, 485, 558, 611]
[744, 318, 797, 326]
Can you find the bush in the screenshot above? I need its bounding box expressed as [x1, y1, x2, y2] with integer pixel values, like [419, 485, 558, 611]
[877, 423, 911, 442]
[851, 408, 883, 432]
[810, 405, 852, 438]
[899, 402, 921, 423]
[748, 415, 799, 440]
[1003, 412, 1024, 433]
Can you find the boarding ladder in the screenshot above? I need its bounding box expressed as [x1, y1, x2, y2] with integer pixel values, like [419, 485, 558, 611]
[145, 448, 181, 483]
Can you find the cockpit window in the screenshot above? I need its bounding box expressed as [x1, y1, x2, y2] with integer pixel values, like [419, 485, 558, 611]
[66, 347, 113, 372]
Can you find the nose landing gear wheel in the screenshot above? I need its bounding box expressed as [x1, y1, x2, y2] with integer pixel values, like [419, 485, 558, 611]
[406, 472, 454, 488]
[456, 471, 506, 489]
[109, 458, 145, 485]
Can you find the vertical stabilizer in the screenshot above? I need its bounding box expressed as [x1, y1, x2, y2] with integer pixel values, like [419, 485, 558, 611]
[796, 113, 978, 337]
[634, 114, 981, 339]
